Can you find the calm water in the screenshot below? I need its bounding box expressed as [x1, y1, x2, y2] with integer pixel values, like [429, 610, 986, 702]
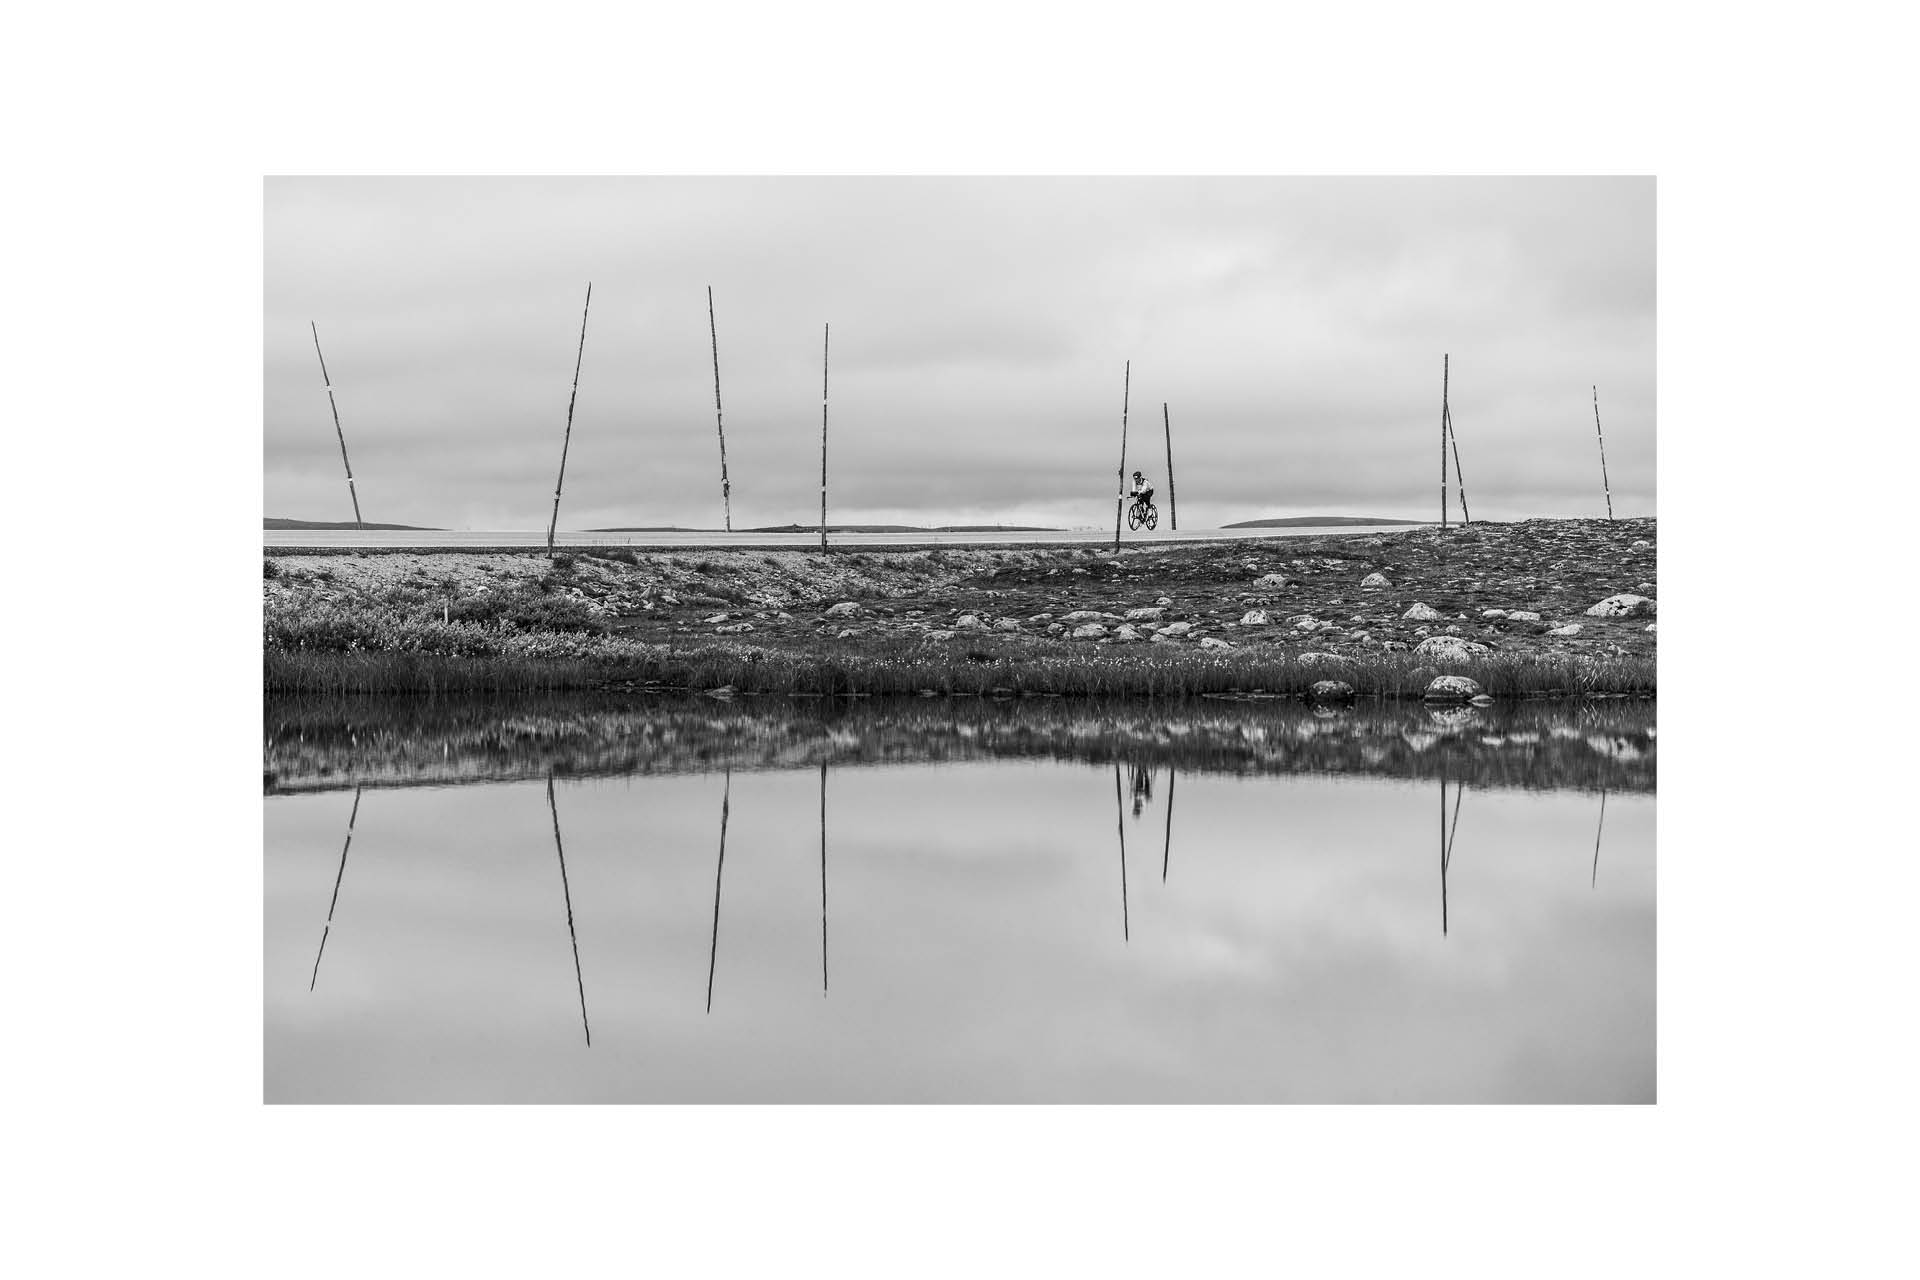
[265, 697, 1654, 1103]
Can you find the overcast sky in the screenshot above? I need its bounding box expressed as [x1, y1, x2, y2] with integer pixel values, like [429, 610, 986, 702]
[265, 177, 1653, 530]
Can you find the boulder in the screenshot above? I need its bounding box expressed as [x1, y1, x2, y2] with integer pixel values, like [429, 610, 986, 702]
[1199, 636, 1233, 650]
[1071, 623, 1108, 640]
[704, 685, 736, 700]
[1549, 623, 1583, 636]
[1296, 651, 1345, 666]
[1155, 596, 1173, 607]
[1240, 609, 1270, 626]
[1252, 573, 1288, 588]
[1644, 622, 1657, 634]
[994, 618, 1022, 633]
[1027, 613, 1053, 625]
[1403, 602, 1443, 621]
[715, 621, 754, 634]
[1158, 621, 1193, 638]
[703, 612, 730, 624]
[824, 602, 861, 618]
[1415, 635, 1490, 659]
[835, 628, 859, 639]
[1584, 593, 1656, 618]
[1112, 624, 1143, 643]
[1507, 610, 1543, 623]
[1309, 679, 1355, 700]
[1630, 540, 1652, 551]
[1360, 572, 1392, 588]
[923, 629, 957, 642]
[954, 613, 987, 630]
[1149, 631, 1183, 644]
[1060, 610, 1105, 624]
[1424, 675, 1481, 701]
[1481, 608, 1507, 619]
[1125, 606, 1166, 622]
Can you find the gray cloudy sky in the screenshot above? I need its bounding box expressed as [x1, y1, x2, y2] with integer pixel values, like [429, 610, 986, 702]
[264, 177, 1653, 530]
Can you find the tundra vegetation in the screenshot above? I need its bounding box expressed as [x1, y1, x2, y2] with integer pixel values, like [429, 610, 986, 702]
[264, 517, 1655, 700]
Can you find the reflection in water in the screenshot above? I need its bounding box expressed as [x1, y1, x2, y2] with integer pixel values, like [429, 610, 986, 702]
[547, 775, 591, 1046]
[1162, 767, 1176, 882]
[706, 768, 730, 1015]
[1593, 788, 1608, 889]
[308, 785, 360, 991]
[819, 762, 828, 996]
[1441, 772, 1466, 937]
[1113, 762, 1129, 943]
[268, 711, 1655, 1102]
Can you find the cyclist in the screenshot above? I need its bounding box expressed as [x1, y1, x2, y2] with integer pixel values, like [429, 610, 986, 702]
[1128, 470, 1155, 513]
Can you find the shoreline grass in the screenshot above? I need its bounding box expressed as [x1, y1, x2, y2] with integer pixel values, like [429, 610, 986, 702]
[266, 642, 1654, 700]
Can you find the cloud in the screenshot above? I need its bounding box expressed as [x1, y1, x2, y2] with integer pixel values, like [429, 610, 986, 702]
[266, 177, 1654, 528]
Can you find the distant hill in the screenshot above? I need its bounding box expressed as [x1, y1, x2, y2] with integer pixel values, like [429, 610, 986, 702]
[266, 517, 440, 531]
[1224, 516, 1428, 529]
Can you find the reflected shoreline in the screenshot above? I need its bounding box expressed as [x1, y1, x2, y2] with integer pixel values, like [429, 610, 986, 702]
[266, 692, 1654, 795]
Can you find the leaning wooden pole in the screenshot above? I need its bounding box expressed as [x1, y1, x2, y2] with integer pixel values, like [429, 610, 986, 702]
[1162, 403, 1177, 531]
[546, 284, 593, 553]
[1592, 385, 1615, 521]
[819, 323, 830, 551]
[707, 287, 733, 532]
[1446, 403, 1471, 524]
[309, 323, 363, 526]
[1440, 354, 1450, 531]
[1112, 361, 1131, 552]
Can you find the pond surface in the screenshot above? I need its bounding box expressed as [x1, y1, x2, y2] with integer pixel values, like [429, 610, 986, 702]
[265, 696, 1654, 1102]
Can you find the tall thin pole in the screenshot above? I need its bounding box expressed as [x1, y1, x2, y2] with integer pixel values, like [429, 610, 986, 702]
[310, 323, 362, 526]
[1440, 773, 1450, 936]
[1162, 403, 1177, 531]
[820, 761, 828, 995]
[707, 287, 733, 532]
[546, 283, 593, 553]
[547, 775, 590, 1047]
[1592, 385, 1615, 521]
[1112, 362, 1131, 552]
[819, 323, 830, 551]
[1446, 403, 1471, 524]
[706, 768, 730, 1014]
[309, 785, 361, 991]
[1440, 354, 1450, 531]
[1114, 761, 1129, 942]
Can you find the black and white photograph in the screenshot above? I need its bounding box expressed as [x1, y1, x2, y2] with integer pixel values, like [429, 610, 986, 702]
[263, 176, 1655, 1103]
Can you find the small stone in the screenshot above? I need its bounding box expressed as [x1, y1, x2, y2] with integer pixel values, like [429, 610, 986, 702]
[1252, 573, 1288, 588]
[1158, 621, 1193, 638]
[715, 621, 754, 634]
[1416, 635, 1490, 659]
[955, 613, 987, 630]
[1469, 694, 1496, 707]
[1360, 572, 1391, 588]
[1644, 622, 1657, 634]
[1630, 540, 1651, 551]
[1071, 623, 1108, 639]
[1060, 610, 1104, 624]
[836, 628, 858, 639]
[1028, 613, 1053, 625]
[824, 602, 861, 618]
[1240, 609, 1270, 626]
[1199, 636, 1233, 650]
[1310, 679, 1355, 700]
[1155, 597, 1173, 607]
[1150, 631, 1182, 644]
[1403, 602, 1443, 621]
[1296, 651, 1345, 666]
[704, 612, 730, 624]
[705, 685, 736, 700]
[1424, 675, 1481, 701]
[1549, 623, 1583, 636]
[994, 618, 1022, 632]
[1126, 606, 1166, 621]
[1482, 608, 1507, 619]
[1507, 610, 1543, 623]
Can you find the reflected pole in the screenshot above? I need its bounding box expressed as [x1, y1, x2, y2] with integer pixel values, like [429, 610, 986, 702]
[1162, 767, 1175, 882]
[706, 768, 730, 1013]
[548, 775, 591, 1046]
[1114, 761, 1129, 942]
[1592, 788, 1608, 888]
[309, 784, 361, 991]
[820, 761, 828, 996]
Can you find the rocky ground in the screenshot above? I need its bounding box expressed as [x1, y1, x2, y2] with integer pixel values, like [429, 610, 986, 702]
[265, 518, 1655, 696]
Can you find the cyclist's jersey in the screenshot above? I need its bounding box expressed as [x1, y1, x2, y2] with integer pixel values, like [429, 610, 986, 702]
[1131, 477, 1154, 498]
